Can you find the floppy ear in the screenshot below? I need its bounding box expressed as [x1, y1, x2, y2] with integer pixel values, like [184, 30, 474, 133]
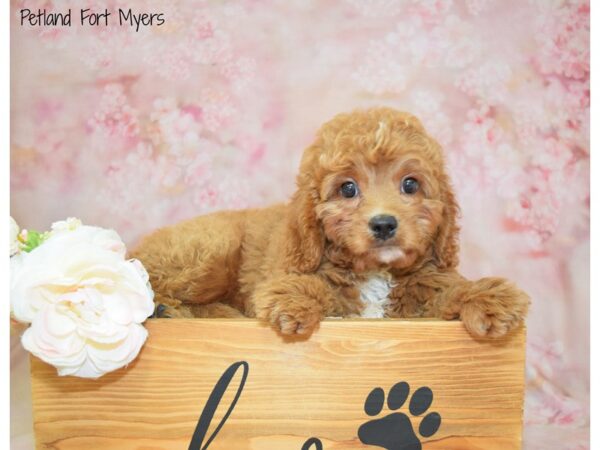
[283, 149, 325, 273]
[391, 114, 460, 270]
[432, 172, 461, 269]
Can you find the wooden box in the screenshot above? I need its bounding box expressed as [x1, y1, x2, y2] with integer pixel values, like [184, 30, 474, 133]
[30, 319, 526, 450]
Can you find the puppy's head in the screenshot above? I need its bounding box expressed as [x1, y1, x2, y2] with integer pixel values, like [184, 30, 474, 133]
[285, 108, 459, 273]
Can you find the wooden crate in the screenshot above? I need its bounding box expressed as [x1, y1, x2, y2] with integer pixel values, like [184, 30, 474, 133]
[30, 319, 526, 450]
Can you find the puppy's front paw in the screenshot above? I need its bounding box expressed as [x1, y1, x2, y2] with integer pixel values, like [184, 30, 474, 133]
[253, 276, 333, 337]
[272, 308, 322, 336]
[460, 277, 530, 338]
[255, 293, 324, 336]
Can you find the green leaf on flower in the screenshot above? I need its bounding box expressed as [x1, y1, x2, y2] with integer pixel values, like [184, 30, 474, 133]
[21, 230, 50, 253]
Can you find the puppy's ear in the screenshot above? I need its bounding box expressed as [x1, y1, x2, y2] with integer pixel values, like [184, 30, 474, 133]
[284, 148, 324, 273]
[432, 173, 460, 269]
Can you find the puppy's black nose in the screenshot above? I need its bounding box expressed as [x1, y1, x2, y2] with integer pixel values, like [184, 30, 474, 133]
[369, 215, 398, 241]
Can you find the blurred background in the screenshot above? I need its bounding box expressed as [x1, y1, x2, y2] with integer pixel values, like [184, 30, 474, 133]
[11, 0, 589, 448]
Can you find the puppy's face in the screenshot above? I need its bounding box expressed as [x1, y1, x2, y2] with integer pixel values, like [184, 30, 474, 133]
[306, 110, 451, 271]
[316, 156, 443, 270]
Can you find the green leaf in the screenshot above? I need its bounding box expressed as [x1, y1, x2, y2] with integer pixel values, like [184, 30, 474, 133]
[21, 230, 50, 253]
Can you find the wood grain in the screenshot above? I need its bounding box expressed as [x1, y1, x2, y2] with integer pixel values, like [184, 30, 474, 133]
[30, 319, 526, 450]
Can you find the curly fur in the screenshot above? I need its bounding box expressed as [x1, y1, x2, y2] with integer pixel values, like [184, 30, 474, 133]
[131, 107, 529, 338]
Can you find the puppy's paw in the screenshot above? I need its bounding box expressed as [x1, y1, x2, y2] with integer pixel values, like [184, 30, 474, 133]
[460, 277, 530, 338]
[273, 308, 322, 336]
[252, 276, 333, 337]
[255, 294, 324, 336]
[153, 303, 194, 318]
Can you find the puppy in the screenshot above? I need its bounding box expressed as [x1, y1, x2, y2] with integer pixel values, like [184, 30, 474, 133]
[131, 107, 530, 338]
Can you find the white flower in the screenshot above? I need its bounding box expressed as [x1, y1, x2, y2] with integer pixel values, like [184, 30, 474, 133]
[10, 223, 154, 378]
[51, 217, 83, 233]
[49, 220, 127, 257]
[10, 217, 20, 256]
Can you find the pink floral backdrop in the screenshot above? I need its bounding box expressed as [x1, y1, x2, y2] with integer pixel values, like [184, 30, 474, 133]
[10, 0, 589, 448]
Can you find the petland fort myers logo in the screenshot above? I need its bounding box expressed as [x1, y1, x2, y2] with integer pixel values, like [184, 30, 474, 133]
[189, 361, 441, 450]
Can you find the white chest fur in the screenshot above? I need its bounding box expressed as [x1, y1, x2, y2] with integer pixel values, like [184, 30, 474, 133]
[359, 272, 395, 318]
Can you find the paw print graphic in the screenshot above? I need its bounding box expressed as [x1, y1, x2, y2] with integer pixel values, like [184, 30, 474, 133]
[358, 381, 441, 450]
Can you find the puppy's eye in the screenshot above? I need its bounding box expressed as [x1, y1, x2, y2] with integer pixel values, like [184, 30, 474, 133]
[340, 181, 359, 198]
[401, 177, 419, 194]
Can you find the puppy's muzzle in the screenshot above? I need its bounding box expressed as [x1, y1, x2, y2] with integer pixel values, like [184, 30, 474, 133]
[369, 215, 398, 241]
